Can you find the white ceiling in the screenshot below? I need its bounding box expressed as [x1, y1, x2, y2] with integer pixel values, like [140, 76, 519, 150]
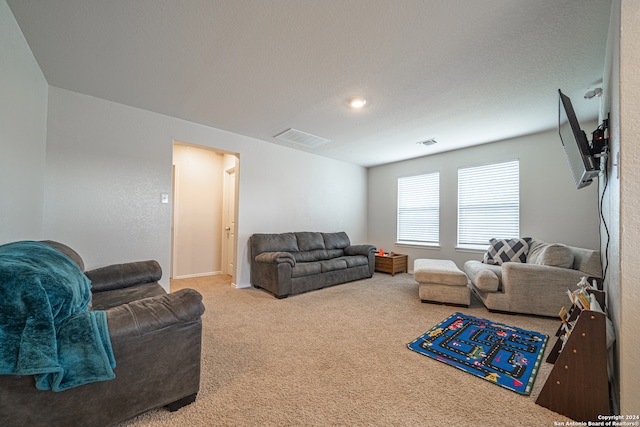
[7, 0, 612, 167]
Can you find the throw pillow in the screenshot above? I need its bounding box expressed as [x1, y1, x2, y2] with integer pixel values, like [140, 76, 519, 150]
[483, 237, 531, 265]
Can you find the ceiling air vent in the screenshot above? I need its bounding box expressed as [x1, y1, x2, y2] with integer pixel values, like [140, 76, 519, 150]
[274, 128, 331, 148]
[417, 138, 438, 147]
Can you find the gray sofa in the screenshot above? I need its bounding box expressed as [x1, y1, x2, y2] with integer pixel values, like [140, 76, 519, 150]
[0, 240, 205, 427]
[464, 238, 602, 317]
[250, 231, 376, 298]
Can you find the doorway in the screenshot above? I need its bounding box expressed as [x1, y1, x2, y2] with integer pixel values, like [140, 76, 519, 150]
[222, 166, 236, 276]
[171, 141, 239, 284]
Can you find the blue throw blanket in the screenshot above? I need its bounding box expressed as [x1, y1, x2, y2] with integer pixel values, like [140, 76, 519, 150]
[0, 241, 115, 391]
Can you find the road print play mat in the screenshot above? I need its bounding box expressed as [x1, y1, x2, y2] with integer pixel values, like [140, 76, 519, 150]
[408, 312, 548, 395]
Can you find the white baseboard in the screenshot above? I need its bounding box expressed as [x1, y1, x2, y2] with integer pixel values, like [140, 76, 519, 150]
[171, 272, 251, 290]
[233, 282, 250, 289]
[171, 271, 223, 280]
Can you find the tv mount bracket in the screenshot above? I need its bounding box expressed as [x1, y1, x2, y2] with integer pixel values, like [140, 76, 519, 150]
[591, 114, 609, 158]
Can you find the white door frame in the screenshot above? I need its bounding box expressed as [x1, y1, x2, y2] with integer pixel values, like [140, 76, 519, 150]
[222, 166, 237, 280]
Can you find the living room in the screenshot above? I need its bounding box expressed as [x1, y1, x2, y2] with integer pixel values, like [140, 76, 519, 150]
[2, 0, 639, 424]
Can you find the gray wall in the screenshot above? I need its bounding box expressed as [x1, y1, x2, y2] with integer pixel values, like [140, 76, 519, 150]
[0, 0, 48, 243]
[367, 127, 601, 271]
[42, 87, 369, 289]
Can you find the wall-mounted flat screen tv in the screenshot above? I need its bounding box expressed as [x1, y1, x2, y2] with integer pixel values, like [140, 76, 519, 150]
[558, 89, 599, 189]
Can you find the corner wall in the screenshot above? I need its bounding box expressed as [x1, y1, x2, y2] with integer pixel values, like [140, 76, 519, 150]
[601, 0, 622, 412]
[617, 0, 640, 415]
[600, 0, 640, 415]
[0, 0, 48, 244]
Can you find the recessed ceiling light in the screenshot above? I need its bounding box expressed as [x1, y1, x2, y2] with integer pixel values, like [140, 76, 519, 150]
[349, 98, 367, 109]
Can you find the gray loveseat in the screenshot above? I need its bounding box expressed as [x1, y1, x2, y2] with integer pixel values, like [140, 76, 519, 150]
[250, 231, 376, 298]
[464, 238, 602, 317]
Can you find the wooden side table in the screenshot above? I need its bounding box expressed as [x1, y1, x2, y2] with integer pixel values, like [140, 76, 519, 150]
[374, 253, 408, 276]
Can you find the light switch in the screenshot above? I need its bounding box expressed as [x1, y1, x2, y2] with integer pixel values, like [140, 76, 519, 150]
[161, 193, 169, 204]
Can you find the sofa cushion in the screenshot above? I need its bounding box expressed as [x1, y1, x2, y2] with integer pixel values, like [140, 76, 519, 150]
[326, 249, 345, 258]
[320, 258, 348, 272]
[294, 249, 329, 263]
[414, 259, 468, 286]
[336, 255, 369, 268]
[527, 243, 574, 268]
[252, 233, 298, 254]
[296, 232, 326, 251]
[483, 237, 531, 265]
[291, 262, 322, 278]
[322, 232, 351, 250]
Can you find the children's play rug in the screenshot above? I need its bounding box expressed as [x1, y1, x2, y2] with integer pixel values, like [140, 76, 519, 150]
[408, 312, 548, 395]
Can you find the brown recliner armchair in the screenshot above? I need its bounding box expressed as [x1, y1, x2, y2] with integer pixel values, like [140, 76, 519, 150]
[0, 241, 205, 427]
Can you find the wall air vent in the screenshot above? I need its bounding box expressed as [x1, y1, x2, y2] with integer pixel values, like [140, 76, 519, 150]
[417, 138, 438, 147]
[274, 128, 331, 148]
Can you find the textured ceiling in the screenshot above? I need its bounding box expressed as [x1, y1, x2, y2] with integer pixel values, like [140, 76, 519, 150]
[7, 0, 612, 167]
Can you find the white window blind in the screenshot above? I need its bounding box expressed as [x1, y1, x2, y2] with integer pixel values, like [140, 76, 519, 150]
[457, 160, 520, 248]
[397, 172, 439, 245]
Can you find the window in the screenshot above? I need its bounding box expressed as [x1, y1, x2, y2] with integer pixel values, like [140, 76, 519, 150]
[397, 172, 440, 245]
[457, 160, 520, 249]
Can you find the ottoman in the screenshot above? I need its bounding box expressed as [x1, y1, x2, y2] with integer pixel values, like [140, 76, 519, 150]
[414, 259, 470, 306]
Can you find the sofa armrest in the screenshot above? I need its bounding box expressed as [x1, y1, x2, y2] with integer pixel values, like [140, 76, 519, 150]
[105, 288, 205, 340]
[464, 260, 500, 292]
[344, 245, 376, 256]
[86, 260, 162, 293]
[254, 251, 295, 267]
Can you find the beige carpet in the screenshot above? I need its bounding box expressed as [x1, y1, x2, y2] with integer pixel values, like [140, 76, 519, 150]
[119, 273, 569, 427]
